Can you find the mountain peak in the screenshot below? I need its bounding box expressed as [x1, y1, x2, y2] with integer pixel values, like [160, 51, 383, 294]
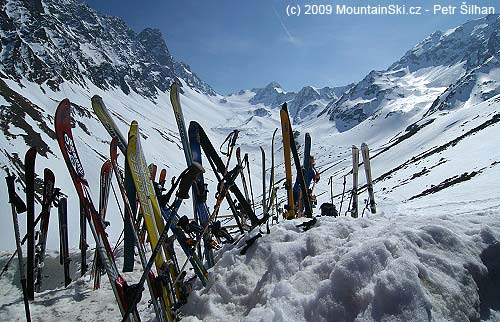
[390, 14, 500, 73]
[249, 81, 294, 107]
[265, 81, 283, 90]
[0, 0, 215, 97]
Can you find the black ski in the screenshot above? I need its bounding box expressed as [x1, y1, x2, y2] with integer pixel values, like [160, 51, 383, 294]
[58, 197, 72, 287]
[25, 147, 36, 300]
[34, 168, 57, 292]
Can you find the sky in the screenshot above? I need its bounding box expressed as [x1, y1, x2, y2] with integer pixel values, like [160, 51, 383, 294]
[82, 0, 498, 94]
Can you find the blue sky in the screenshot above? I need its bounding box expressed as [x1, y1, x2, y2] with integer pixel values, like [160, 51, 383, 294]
[83, 0, 498, 94]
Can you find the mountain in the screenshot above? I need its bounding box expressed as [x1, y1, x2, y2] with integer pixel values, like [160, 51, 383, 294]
[241, 81, 353, 123]
[322, 14, 500, 132]
[0, 0, 215, 98]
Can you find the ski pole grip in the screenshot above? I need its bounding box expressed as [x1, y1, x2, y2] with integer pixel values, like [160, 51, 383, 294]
[176, 162, 205, 200]
[5, 174, 27, 213]
[5, 174, 16, 204]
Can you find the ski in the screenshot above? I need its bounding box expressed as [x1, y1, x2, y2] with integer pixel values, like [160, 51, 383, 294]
[303, 133, 312, 186]
[267, 129, 278, 224]
[351, 145, 359, 218]
[361, 143, 376, 214]
[92, 95, 135, 272]
[244, 153, 256, 215]
[149, 163, 158, 181]
[170, 82, 214, 267]
[55, 98, 140, 322]
[281, 103, 313, 218]
[280, 105, 295, 219]
[79, 201, 87, 276]
[25, 147, 36, 300]
[127, 121, 183, 311]
[189, 121, 263, 227]
[188, 122, 214, 267]
[58, 197, 72, 287]
[110, 137, 169, 322]
[92, 160, 113, 289]
[260, 146, 267, 216]
[34, 168, 57, 292]
[6, 173, 32, 322]
[159, 169, 167, 188]
[236, 147, 250, 204]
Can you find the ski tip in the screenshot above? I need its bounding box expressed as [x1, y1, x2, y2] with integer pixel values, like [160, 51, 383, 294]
[281, 102, 288, 110]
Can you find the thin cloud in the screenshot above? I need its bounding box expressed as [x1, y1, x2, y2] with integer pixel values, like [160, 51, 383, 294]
[272, 5, 301, 46]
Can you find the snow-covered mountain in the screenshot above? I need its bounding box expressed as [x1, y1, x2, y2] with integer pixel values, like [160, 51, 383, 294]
[321, 14, 500, 132]
[235, 81, 353, 123]
[0, 1, 500, 320]
[0, 0, 214, 97]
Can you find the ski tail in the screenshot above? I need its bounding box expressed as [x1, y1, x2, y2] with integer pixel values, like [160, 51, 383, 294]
[24, 147, 36, 300]
[58, 197, 72, 288]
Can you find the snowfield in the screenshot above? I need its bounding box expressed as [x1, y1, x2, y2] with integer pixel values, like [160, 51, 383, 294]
[2, 198, 500, 321]
[182, 203, 500, 322]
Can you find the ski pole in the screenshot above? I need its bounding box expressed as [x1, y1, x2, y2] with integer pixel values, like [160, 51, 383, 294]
[244, 154, 256, 214]
[6, 173, 32, 322]
[328, 176, 334, 206]
[339, 175, 347, 215]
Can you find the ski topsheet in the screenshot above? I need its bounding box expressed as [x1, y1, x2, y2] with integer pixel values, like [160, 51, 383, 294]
[267, 129, 278, 222]
[111, 137, 170, 322]
[351, 145, 360, 218]
[55, 98, 139, 322]
[361, 143, 376, 214]
[25, 147, 36, 300]
[58, 197, 72, 287]
[92, 95, 135, 272]
[280, 106, 295, 219]
[34, 168, 56, 292]
[260, 146, 267, 217]
[188, 122, 214, 267]
[281, 103, 313, 218]
[170, 82, 213, 268]
[189, 121, 262, 227]
[93, 160, 113, 289]
[303, 133, 312, 187]
[127, 121, 181, 312]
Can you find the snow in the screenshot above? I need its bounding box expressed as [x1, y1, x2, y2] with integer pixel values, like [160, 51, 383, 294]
[2, 197, 499, 321]
[181, 204, 500, 322]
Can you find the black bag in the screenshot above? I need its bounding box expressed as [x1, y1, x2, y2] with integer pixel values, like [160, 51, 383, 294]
[320, 202, 338, 217]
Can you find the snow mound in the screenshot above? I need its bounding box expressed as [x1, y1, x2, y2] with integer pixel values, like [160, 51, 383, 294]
[182, 209, 500, 322]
